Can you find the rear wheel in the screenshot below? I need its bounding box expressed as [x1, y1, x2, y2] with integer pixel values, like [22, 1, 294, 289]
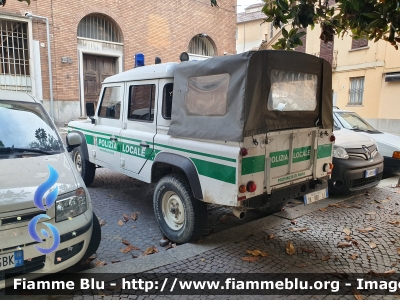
[153, 174, 207, 244]
[72, 146, 96, 186]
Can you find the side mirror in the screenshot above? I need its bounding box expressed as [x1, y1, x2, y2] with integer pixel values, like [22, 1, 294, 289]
[86, 102, 96, 124]
[66, 132, 82, 152]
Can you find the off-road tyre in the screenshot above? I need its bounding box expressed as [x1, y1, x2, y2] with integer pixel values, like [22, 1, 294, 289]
[72, 146, 96, 186]
[153, 174, 207, 244]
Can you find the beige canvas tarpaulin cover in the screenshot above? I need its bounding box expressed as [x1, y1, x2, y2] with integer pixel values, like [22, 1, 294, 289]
[168, 50, 333, 142]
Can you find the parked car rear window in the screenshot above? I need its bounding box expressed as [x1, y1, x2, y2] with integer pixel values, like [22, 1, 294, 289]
[268, 70, 317, 111]
[0, 100, 63, 153]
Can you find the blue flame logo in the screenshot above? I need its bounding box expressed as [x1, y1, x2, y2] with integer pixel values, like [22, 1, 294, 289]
[28, 165, 60, 255]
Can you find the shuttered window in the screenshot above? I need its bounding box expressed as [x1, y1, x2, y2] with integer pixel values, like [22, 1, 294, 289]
[348, 77, 365, 105]
[351, 38, 368, 49]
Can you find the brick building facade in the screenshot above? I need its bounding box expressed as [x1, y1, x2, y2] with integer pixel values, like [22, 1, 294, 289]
[0, 0, 236, 125]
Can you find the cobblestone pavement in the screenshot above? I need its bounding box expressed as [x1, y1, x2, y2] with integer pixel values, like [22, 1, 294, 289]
[67, 179, 400, 300]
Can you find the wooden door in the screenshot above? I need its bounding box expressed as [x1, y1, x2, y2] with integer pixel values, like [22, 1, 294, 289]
[83, 54, 116, 109]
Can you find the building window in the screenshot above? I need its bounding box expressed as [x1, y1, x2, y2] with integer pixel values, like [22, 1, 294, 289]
[348, 77, 365, 105]
[78, 14, 122, 43]
[270, 23, 273, 39]
[0, 19, 31, 92]
[351, 38, 368, 49]
[188, 35, 216, 57]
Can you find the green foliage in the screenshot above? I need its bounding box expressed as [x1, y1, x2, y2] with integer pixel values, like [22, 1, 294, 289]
[212, 0, 400, 50]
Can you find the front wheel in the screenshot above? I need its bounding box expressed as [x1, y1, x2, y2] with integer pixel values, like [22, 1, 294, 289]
[72, 146, 96, 186]
[153, 174, 207, 244]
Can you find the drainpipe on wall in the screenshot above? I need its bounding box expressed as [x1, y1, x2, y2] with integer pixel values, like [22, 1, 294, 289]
[25, 13, 54, 119]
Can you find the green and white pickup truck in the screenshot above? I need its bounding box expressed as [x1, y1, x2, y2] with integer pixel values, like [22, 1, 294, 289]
[68, 50, 335, 243]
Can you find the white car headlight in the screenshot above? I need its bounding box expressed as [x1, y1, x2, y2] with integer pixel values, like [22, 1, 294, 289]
[55, 187, 88, 222]
[333, 145, 349, 159]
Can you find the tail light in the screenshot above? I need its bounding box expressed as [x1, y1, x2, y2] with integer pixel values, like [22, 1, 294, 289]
[323, 163, 334, 174]
[393, 151, 400, 159]
[239, 185, 247, 193]
[330, 135, 336, 142]
[240, 148, 248, 156]
[246, 181, 257, 193]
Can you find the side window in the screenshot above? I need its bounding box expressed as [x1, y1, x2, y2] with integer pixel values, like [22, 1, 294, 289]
[186, 73, 229, 116]
[98, 87, 121, 119]
[128, 84, 156, 122]
[162, 83, 173, 119]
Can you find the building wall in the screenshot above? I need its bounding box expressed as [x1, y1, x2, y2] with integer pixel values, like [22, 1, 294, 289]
[236, 20, 269, 53]
[1, 0, 236, 125]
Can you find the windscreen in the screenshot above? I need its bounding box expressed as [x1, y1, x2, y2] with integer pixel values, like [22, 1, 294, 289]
[268, 70, 317, 111]
[0, 100, 63, 153]
[335, 111, 378, 132]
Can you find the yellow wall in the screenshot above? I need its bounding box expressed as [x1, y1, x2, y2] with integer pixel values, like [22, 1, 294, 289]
[236, 20, 270, 53]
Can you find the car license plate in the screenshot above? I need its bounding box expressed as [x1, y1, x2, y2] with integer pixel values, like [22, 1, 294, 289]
[0, 250, 24, 271]
[303, 188, 329, 205]
[365, 168, 377, 178]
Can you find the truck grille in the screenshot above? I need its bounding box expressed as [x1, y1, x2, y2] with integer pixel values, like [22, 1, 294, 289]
[347, 145, 378, 161]
[0, 255, 46, 281]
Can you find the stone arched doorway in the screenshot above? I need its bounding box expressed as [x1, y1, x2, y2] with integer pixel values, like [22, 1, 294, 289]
[187, 34, 217, 61]
[77, 14, 123, 115]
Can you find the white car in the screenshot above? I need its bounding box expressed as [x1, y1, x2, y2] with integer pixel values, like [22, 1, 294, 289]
[333, 108, 400, 177]
[0, 91, 101, 288]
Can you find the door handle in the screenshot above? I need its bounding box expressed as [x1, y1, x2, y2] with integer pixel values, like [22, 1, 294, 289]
[140, 143, 149, 148]
[110, 137, 117, 141]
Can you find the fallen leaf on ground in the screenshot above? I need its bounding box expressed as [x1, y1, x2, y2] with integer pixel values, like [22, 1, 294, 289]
[352, 240, 359, 247]
[337, 242, 352, 248]
[220, 214, 232, 222]
[201, 258, 205, 262]
[352, 287, 362, 300]
[246, 250, 268, 257]
[319, 208, 328, 212]
[342, 204, 352, 208]
[388, 220, 400, 225]
[132, 226, 137, 228]
[388, 196, 392, 200]
[349, 254, 358, 260]
[300, 247, 315, 254]
[351, 205, 362, 209]
[391, 262, 398, 267]
[291, 219, 297, 225]
[131, 212, 138, 221]
[345, 236, 352, 241]
[121, 239, 130, 246]
[322, 254, 331, 261]
[265, 233, 275, 240]
[286, 241, 296, 255]
[143, 245, 158, 255]
[297, 263, 308, 268]
[367, 255, 371, 260]
[288, 227, 309, 232]
[365, 212, 376, 215]
[377, 206, 385, 209]
[120, 244, 140, 253]
[385, 270, 396, 275]
[343, 228, 351, 236]
[364, 191, 370, 196]
[369, 241, 377, 249]
[111, 260, 121, 264]
[329, 203, 341, 208]
[99, 220, 106, 226]
[118, 220, 124, 226]
[242, 256, 260, 262]
[123, 214, 130, 222]
[397, 248, 400, 255]
[95, 260, 107, 267]
[356, 227, 375, 233]
[87, 254, 97, 261]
